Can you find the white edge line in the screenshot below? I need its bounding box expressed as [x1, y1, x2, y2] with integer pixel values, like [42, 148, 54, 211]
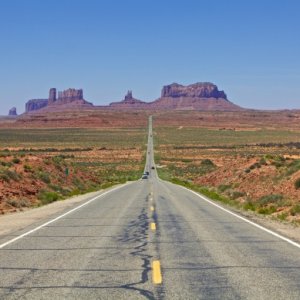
[162, 179, 300, 250]
[0, 182, 133, 249]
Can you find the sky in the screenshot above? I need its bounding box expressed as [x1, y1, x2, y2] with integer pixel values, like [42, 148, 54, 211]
[0, 0, 300, 115]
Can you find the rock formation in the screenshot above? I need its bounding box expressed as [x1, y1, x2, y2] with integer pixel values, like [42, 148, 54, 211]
[48, 88, 57, 105]
[109, 91, 147, 108]
[57, 89, 84, 103]
[25, 99, 48, 113]
[8, 107, 17, 116]
[25, 88, 93, 112]
[161, 82, 227, 99]
[108, 82, 241, 111]
[150, 82, 241, 111]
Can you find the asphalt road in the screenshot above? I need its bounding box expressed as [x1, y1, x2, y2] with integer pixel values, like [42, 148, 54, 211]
[0, 116, 300, 299]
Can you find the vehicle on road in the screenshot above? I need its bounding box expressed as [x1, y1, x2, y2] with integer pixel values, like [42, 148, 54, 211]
[142, 174, 148, 179]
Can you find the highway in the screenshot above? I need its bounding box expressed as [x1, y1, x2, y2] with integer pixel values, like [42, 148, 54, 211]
[0, 116, 300, 299]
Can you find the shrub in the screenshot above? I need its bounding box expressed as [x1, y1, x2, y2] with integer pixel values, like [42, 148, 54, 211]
[294, 178, 300, 189]
[286, 160, 300, 176]
[0, 170, 21, 182]
[290, 205, 300, 216]
[38, 191, 59, 205]
[218, 184, 231, 192]
[38, 172, 51, 184]
[6, 198, 30, 208]
[201, 159, 215, 167]
[12, 157, 21, 164]
[258, 206, 277, 215]
[277, 212, 288, 221]
[24, 164, 33, 172]
[258, 194, 283, 206]
[243, 201, 256, 211]
[231, 191, 246, 199]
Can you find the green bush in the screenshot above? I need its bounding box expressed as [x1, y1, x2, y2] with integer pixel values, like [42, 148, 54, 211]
[38, 191, 59, 205]
[294, 178, 300, 189]
[290, 204, 300, 216]
[258, 194, 283, 206]
[258, 206, 277, 215]
[277, 212, 288, 221]
[12, 157, 21, 164]
[218, 184, 231, 192]
[286, 160, 300, 176]
[0, 170, 21, 182]
[231, 191, 246, 199]
[38, 172, 51, 184]
[243, 201, 256, 211]
[24, 164, 32, 172]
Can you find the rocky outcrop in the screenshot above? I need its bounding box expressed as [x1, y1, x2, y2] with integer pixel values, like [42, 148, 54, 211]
[25, 88, 93, 112]
[8, 107, 17, 116]
[109, 91, 147, 109]
[57, 89, 84, 103]
[25, 99, 48, 113]
[150, 82, 241, 111]
[161, 82, 227, 99]
[48, 88, 57, 105]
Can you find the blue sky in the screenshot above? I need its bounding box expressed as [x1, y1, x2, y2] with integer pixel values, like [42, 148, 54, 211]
[0, 0, 300, 114]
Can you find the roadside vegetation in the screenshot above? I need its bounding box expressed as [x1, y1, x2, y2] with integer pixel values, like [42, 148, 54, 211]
[0, 127, 146, 213]
[154, 125, 300, 225]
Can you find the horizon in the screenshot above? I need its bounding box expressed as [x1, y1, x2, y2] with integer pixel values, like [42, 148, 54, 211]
[1, 0, 300, 115]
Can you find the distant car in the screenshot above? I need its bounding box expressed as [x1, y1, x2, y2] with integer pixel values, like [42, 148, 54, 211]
[145, 171, 150, 175]
[142, 174, 148, 179]
[151, 166, 155, 170]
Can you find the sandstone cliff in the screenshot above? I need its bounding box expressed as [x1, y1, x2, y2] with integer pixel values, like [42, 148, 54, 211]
[25, 99, 48, 113]
[25, 88, 93, 113]
[150, 82, 241, 111]
[161, 82, 227, 99]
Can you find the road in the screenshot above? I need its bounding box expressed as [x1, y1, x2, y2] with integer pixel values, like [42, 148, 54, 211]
[0, 116, 300, 299]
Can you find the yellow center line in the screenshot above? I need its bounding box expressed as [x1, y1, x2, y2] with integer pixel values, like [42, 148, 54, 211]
[150, 206, 154, 211]
[150, 222, 156, 230]
[152, 260, 162, 284]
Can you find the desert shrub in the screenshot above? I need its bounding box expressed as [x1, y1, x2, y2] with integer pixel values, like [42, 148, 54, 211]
[258, 206, 277, 215]
[231, 191, 246, 199]
[290, 204, 300, 216]
[201, 159, 215, 167]
[258, 194, 283, 206]
[259, 157, 267, 165]
[6, 198, 30, 208]
[218, 184, 232, 192]
[243, 201, 256, 211]
[72, 177, 85, 191]
[38, 190, 59, 205]
[12, 157, 21, 164]
[286, 160, 300, 176]
[0, 161, 12, 167]
[0, 170, 21, 182]
[277, 212, 288, 221]
[23, 164, 32, 172]
[38, 171, 51, 184]
[294, 178, 300, 189]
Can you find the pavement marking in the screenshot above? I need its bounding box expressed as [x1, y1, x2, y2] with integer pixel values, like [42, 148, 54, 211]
[150, 206, 155, 211]
[150, 222, 156, 230]
[0, 182, 133, 249]
[168, 181, 300, 250]
[152, 260, 162, 284]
